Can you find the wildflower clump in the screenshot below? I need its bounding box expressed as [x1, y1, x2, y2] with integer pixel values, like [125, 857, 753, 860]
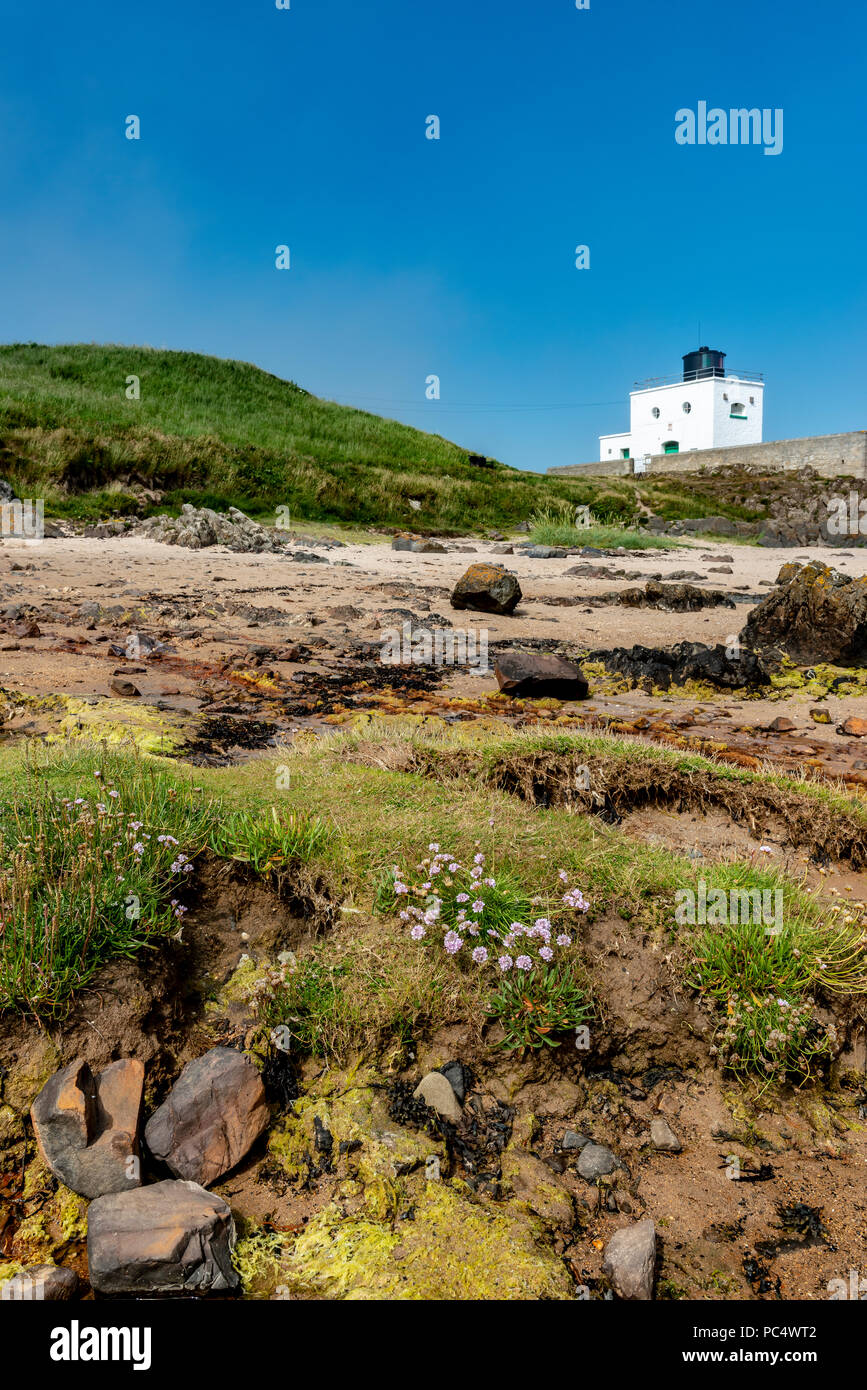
[0, 764, 210, 1015]
[392, 846, 591, 1050]
[712, 995, 834, 1085]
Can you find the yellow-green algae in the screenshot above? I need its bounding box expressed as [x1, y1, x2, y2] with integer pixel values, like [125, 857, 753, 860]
[262, 1065, 574, 1300]
[267, 1065, 443, 1185]
[283, 1179, 574, 1300]
[47, 695, 193, 755]
[10, 1159, 88, 1263]
[231, 1227, 293, 1299]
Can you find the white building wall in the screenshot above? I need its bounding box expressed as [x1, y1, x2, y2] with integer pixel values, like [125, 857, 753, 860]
[598, 375, 764, 461]
[629, 379, 717, 457]
[598, 430, 631, 461]
[710, 378, 764, 448]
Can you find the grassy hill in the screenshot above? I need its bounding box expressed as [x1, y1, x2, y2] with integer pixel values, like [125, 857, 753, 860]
[0, 343, 763, 534]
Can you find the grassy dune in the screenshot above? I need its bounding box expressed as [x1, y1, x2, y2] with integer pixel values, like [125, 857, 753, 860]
[0, 343, 765, 534]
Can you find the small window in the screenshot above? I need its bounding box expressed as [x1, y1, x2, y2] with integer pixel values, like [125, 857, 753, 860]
[682, 401, 691, 414]
[731, 402, 747, 418]
[662, 440, 679, 454]
[749, 396, 755, 404]
[620, 448, 630, 459]
[723, 392, 729, 401]
[651, 406, 660, 418]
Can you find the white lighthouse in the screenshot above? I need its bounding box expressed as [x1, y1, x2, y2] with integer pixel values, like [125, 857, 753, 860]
[599, 348, 764, 465]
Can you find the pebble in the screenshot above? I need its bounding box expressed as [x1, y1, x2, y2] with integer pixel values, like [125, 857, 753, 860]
[576, 1142, 618, 1180]
[650, 1117, 682, 1152]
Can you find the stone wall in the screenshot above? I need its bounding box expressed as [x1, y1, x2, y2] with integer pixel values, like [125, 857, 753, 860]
[549, 430, 867, 481]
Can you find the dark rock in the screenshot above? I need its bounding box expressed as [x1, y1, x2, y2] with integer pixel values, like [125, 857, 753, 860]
[110, 678, 140, 698]
[289, 550, 329, 563]
[439, 1061, 469, 1104]
[12, 619, 40, 638]
[589, 641, 770, 692]
[391, 536, 447, 553]
[603, 1218, 656, 1300]
[450, 564, 522, 616]
[144, 1046, 269, 1187]
[617, 581, 734, 612]
[561, 1130, 591, 1151]
[740, 562, 867, 664]
[494, 650, 590, 700]
[667, 515, 739, 537]
[31, 1058, 144, 1199]
[313, 1116, 334, 1154]
[523, 546, 568, 559]
[87, 1180, 238, 1295]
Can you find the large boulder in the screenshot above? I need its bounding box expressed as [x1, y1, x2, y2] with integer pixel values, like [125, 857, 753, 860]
[589, 641, 770, 692]
[602, 1218, 657, 1300]
[30, 1058, 144, 1199]
[450, 564, 522, 616]
[494, 650, 590, 700]
[87, 1180, 238, 1295]
[144, 1046, 269, 1187]
[740, 562, 867, 664]
[391, 535, 447, 553]
[617, 581, 734, 612]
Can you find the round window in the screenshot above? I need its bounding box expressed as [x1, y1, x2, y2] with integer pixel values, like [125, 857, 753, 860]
[682, 401, 691, 414]
[651, 407, 660, 418]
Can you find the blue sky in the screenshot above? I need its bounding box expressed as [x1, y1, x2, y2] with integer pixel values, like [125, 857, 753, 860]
[1, 0, 864, 472]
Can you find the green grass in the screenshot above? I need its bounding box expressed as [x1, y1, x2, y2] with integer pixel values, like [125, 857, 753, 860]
[0, 342, 606, 534]
[3, 729, 865, 1082]
[0, 342, 767, 535]
[208, 805, 334, 873]
[527, 503, 678, 550]
[0, 747, 216, 1014]
[0, 744, 334, 1016]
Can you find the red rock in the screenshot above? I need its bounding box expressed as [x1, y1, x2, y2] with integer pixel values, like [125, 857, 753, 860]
[494, 650, 590, 700]
[31, 1058, 144, 1199]
[838, 717, 867, 737]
